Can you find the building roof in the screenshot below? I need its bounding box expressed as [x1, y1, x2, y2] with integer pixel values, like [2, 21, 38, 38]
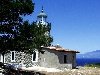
[37, 7, 47, 18]
[43, 45, 80, 53]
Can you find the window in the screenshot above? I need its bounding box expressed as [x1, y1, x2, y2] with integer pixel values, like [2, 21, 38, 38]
[73, 56, 74, 59]
[0, 54, 5, 63]
[32, 51, 38, 62]
[11, 51, 15, 62]
[32, 52, 36, 61]
[0, 54, 1, 62]
[64, 55, 67, 63]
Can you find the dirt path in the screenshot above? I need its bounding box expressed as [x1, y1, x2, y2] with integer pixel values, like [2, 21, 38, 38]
[43, 67, 100, 75]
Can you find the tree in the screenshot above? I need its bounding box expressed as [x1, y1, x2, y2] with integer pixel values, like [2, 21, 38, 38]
[19, 21, 53, 53]
[0, 0, 53, 58]
[0, 0, 34, 54]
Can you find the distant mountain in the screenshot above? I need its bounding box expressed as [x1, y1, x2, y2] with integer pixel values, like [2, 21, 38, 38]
[77, 50, 100, 58]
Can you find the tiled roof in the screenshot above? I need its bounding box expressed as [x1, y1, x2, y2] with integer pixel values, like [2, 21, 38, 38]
[44, 46, 80, 53]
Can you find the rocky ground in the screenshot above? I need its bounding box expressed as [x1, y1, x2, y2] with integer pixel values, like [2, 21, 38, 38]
[42, 67, 100, 75]
[1, 66, 100, 75]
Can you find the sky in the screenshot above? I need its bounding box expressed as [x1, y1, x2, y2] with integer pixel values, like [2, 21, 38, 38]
[23, 0, 100, 53]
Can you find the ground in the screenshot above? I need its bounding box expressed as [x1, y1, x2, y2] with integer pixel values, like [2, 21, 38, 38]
[41, 67, 100, 75]
[0, 66, 100, 75]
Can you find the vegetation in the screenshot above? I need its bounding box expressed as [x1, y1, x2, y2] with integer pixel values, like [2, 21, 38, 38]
[0, 0, 53, 58]
[85, 63, 100, 68]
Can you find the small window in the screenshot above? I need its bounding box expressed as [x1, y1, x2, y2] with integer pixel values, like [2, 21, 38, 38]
[0, 54, 1, 62]
[32, 52, 36, 61]
[73, 56, 74, 59]
[64, 55, 67, 63]
[11, 51, 15, 62]
[32, 51, 38, 62]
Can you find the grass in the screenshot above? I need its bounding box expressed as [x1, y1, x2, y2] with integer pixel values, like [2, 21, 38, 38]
[85, 63, 100, 68]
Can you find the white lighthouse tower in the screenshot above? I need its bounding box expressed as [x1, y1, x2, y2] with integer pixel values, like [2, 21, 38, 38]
[36, 7, 48, 25]
[36, 7, 51, 36]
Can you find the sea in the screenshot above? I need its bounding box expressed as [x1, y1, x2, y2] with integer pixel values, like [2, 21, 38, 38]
[76, 58, 100, 66]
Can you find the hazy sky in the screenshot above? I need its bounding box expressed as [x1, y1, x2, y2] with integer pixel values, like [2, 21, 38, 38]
[24, 0, 100, 53]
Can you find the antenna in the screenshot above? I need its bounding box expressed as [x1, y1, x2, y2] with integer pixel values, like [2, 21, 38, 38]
[41, 6, 44, 12]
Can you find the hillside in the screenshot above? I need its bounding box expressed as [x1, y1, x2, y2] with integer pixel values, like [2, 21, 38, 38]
[77, 50, 100, 58]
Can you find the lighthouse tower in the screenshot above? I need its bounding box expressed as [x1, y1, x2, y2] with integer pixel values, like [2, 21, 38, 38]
[36, 7, 51, 36]
[36, 7, 48, 25]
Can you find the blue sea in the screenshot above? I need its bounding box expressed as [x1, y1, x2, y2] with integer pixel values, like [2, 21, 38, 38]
[76, 58, 100, 66]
